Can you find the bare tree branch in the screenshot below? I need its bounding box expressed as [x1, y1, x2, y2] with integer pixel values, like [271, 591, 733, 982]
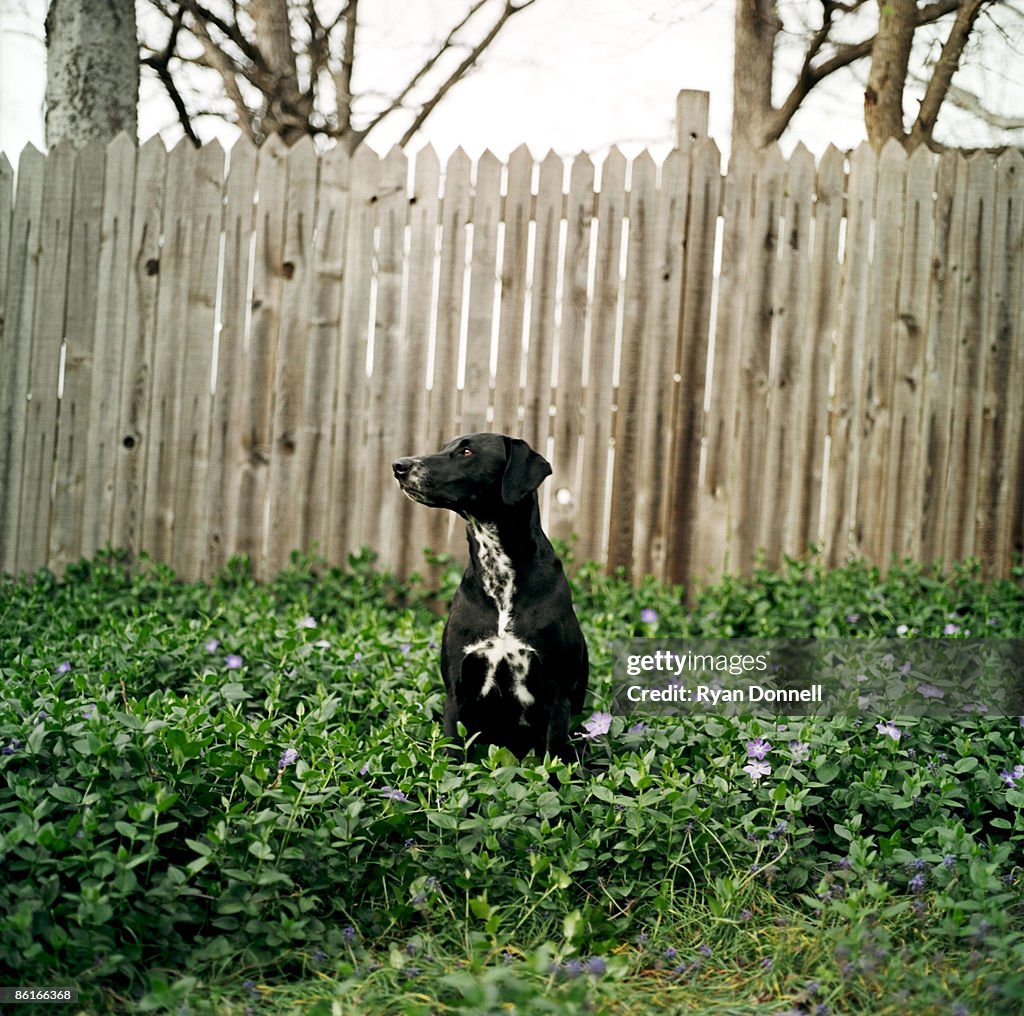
[942, 80, 1024, 130]
[909, 0, 994, 148]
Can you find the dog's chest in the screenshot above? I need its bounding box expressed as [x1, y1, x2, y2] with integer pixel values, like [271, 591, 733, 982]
[463, 519, 535, 708]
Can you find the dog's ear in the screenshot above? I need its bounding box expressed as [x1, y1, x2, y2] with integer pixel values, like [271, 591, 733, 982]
[501, 437, 552, 504]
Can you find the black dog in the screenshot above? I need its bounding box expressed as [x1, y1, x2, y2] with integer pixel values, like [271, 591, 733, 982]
[393, 433, 588, 760]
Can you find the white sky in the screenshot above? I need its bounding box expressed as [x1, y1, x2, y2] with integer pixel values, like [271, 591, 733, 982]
[0, 0, 1021, 165]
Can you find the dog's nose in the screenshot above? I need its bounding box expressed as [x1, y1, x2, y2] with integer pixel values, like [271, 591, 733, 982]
[393, 457, 415, 478]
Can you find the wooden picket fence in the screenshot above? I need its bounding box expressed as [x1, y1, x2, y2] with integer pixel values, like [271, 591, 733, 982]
[1, 114, 1022, 586]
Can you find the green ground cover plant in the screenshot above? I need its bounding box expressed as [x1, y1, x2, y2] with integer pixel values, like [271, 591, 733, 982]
[1, 550, 1022, 1014]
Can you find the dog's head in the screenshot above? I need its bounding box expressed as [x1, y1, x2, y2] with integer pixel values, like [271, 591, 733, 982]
[393, 433, 551, 515]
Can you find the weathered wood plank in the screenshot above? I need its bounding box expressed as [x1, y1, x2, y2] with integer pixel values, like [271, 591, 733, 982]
[943, 152, 995, 563]
[608, 150, 656, 573]
[140, 140, 198, 566]
[49, 141, 106, 571]
[857, 139, 907, 564]
[977, 150, 1024, 572]
[664, 138, 721, 585]
[326, 144, 377, 564]
[0, 153, 13, 345]
[0, 145, 46, 574]
[549, 152, 594, 547]
[577, 148, 626, 566]
[236, 135, 289, 575]
[423, 148, 472, 559]
[730, 143, 786, 573]
[918, 152, 966, 564]
[825, 143, 877, 567]
[758, 143, 814, 564]
[883, 144, 936, 563]
[690, 143, 756, 580]
[632, 148, 690, 580]
[394, 145, 440, 577]
[265, 136, 318, 577]
[170, 141, 225, 580]
[18, 142, 76, 574]
[522, 150, 563, 452]
[79, 135, 136, 561]
[207, 138, 257, 572]
[361, 147, 408, 564]
[785, 145, 845, 557]
[492, 144, 532, 433]
[299, 143, 350, 562]
[461, 151, 502, 434]
[110, 137, 166, 561]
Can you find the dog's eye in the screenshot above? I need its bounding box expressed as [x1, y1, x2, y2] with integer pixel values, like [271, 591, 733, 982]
[459, 447, 473, 457]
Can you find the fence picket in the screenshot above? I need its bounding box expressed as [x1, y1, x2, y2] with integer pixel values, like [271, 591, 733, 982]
[327, 144, 377, 564]
[110, 137, 166, 561]
[978, 150, 1024, 567]
[208, 138, 258, 571]
[666, 138, 721, 585]
[549, 153, 594, 547]
[266, 137, 318, 577]
[461, 151, 502, 433]
[884, 144, 936, 562]
[731, 143, 786, 571]
[919, 152, 966, 564]
[300, 144, 350, 562]
[80, 135, 137, 561]
[825, 143, 877, 566]
[944, 153, 996, 563]
[609, 151, 657, 573]
[49, 142, 106, 570]
[785, 145, 844, 557]
[18, 143, 76, 573]
[760, 143, 815, 563]
[577, 148, 626, 566]
[395, 145, 440, 576]
[858, 139, 907, 564]
[0, 145, 45, 575]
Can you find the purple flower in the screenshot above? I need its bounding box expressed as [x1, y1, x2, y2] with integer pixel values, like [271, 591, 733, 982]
[639, 608, 659, 625]
[226, 654, 243, 670]
[299, 616, 317, 629]
[205, 638, 220, 653]
[745, 737, 772, 760]
[381, 786, 408, 802]
[846, 613, 860, 624]
[399, 643, 411, 654]
[744, 760, 772, 781]
[581, 712, 612, 739]
[586, 956, 607, 976]
[788, 741, 810, 762]
[358, 761, 370, 776]
[943, 622, 960, 635]
[876, 721, 901, 742]
[56, 660, 71, 675]
[278, 747, 299, 770]
[627, 721, 648, 735]
[999, 764, 1024, 788]
[909, 873, 926, 894]
[82, 704, 96, 719]
[342, 925, 356, 942]
[917, 683, 944, 700]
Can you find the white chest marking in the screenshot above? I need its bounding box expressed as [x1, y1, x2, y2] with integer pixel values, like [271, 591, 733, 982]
[464, 519, 535, 706]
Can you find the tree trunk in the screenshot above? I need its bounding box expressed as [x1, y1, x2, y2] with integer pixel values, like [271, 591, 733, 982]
[731, 0, 781, 149]
[45, 0, 138, 148]
[864, 0, 916, 149]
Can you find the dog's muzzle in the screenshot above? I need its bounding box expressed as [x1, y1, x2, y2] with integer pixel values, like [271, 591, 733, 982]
[393, 457, 431, 504]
